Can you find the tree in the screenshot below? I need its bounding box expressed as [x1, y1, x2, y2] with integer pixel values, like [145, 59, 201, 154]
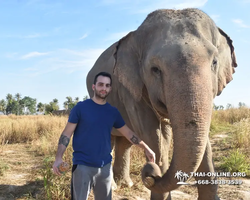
[83, 95, 89, 100]
[213, 104, 224, 110]
[75, 97, 79, 102]
[15, 93, 22, 115]
[21, 96, 37, 114]
[0, 99, 6, 114]
[238, 102, 246, 108]
[226, 103, 233, 109]
[45, 99, 59, 114]
[63, 96, 79, 110]
[37, 102, 45, 112]
[63, 96, 73, 110]
[6, 93, 15, 114]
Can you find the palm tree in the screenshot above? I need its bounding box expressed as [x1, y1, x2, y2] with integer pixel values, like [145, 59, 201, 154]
[74, 97, 79, 102]
[53, 98, 58, 103]
[66, 96, 72, 102]
[37, 102, 45, 113]
[83, 95, 89, 100]
[15, 93, 21, 115]
[63, 101, 68, 110]
[6, 93, 13, 102]
[6, 94, 14, 114]
[64, 96, 73, 110]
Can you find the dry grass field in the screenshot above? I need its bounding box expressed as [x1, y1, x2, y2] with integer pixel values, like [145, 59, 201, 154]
[0, 107, 249, 200]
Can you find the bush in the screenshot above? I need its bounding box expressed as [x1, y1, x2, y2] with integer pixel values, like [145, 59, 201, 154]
[220, 149, 250, 176]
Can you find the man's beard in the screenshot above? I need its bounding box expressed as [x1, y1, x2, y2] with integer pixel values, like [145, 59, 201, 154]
[94, 90, 109, 100]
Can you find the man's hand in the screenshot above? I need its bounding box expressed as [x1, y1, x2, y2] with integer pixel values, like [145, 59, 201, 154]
[145, 147, 155, 163]
[53, 159, 63, 176]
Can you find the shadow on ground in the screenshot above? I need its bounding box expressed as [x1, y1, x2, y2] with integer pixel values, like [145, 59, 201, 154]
[0, 180, 43, 200]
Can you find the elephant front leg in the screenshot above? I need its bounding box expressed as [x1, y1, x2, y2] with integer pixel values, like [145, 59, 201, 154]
[113, 136, 133, 187]
[195, 140, 220, 200]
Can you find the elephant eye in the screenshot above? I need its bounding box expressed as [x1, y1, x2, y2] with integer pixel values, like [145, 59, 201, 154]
[212, 59, 218, 72]
[151, 66, 161, 76]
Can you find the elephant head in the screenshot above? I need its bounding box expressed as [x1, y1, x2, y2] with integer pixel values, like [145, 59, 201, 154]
[113, 8, 237, 193]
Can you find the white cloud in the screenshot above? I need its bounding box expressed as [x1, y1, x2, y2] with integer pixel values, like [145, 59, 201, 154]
[232, 19, 249, 28]
[21, 48, 105, 77]
[21, 52, 50, 60]
[79, 33, 88, 40]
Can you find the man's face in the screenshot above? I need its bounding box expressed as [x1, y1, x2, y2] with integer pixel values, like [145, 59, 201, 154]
[92, 75, 112, 100]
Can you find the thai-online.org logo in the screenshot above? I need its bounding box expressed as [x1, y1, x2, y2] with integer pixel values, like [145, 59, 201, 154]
[174, 170, 245, 185]
[175, 170, 190, 185]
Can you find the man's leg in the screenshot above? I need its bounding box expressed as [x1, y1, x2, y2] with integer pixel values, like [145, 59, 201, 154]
[71, 165, 94, 200]
[93, 163, 112, 200]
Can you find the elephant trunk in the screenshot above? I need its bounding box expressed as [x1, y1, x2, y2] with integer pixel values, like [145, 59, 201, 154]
[142, 68, 213, 193]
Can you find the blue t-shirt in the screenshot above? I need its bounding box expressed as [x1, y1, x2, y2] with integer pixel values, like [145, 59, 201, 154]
[68, 99, 125, 167]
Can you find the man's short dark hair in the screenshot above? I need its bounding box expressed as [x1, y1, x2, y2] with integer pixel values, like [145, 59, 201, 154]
[94, 72, 112, 86]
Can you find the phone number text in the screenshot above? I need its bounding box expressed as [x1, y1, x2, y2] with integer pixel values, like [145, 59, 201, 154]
[195, 180, 243, 185]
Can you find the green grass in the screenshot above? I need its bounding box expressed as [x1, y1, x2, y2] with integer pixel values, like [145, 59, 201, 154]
[220, 149, 250, 176]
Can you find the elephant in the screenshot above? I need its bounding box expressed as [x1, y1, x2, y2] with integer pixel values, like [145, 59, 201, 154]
[86, 8, 237, 200]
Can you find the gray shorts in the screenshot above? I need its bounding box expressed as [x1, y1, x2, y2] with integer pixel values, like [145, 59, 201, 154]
[71, 163, 112, 200]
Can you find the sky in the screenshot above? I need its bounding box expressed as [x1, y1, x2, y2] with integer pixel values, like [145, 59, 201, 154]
[0, 0, 250, 109]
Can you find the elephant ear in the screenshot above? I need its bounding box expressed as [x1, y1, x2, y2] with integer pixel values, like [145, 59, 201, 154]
[113, 31, 143, 101]
[216, 27, 238, 96]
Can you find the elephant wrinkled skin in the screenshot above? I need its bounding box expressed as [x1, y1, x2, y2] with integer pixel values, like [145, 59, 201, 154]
[87, 8, 237, 200]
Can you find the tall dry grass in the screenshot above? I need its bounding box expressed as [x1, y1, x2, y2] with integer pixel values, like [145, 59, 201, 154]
[233, 118, 250, 150]
[211, 107, 250, 151]
[212, 106, 250, 124]
[0, 115, 67, 145]
[210, 106, 250, 135]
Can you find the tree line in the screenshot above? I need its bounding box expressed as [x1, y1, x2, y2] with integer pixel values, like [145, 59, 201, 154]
[213, 102, 247, 110]
[0, 93, 88, 115]
[0, 93, 247, 115]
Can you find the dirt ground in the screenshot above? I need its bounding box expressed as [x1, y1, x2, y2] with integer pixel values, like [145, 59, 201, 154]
[0, 134, 249, 200]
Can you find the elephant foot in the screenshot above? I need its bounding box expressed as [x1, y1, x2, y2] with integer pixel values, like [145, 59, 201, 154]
[120, 177, 134, 188]
[125, 178, 134, 188]
[114, 176, 134, 188]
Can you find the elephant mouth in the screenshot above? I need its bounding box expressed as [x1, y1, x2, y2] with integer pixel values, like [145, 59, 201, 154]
[154, 99, 168, 119]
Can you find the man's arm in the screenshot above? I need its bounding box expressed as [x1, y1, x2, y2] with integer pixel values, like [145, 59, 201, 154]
[117, 125, 155, 163]
[53, 122, 77, 175]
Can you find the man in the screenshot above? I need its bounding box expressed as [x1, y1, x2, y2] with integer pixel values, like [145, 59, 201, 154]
[53, 72, 155, 200]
